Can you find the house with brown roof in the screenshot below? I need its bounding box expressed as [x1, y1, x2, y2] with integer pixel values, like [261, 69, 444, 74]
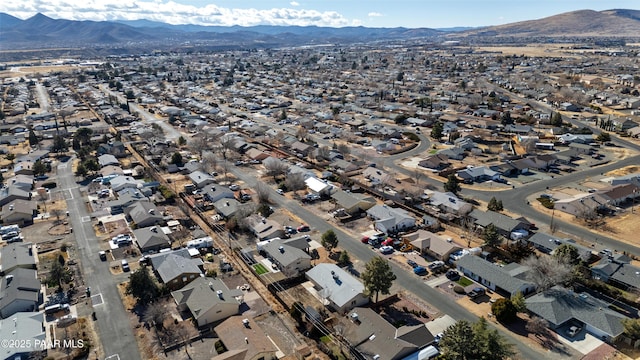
[418, 154, 450, 171]
[402, 230, 461, 261]
[1, 200, 36, 226]
[212, 316, 278, 360]
[598, 183, 640, 206]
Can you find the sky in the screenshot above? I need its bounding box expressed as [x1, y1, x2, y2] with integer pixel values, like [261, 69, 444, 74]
[1, 0, 639, 28]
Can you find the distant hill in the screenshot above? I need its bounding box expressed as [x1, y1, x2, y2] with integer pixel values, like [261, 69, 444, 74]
[2, 9, 640, 52]
[460, 9, 640, 37]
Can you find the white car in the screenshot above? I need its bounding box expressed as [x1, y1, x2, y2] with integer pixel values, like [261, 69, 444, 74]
[379, 246, 394, 254]
[229, 184, 240, 191]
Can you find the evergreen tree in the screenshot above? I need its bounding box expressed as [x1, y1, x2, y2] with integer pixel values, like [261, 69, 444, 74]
[126, 267, 161, 305]
[321, 230, 339, 253]
[444, 174, 461, 195]
[361, 257, 396, 303]
[482, 223, 501, 248]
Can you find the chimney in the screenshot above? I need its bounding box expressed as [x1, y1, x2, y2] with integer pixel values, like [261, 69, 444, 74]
[279, 246, 285, 253]
[245, 337, 249, 344]
[8, 205, 13, 211]
[216, 290, 224, 300]
[150, 227, 157, 233]
[6, 275, 13, 285]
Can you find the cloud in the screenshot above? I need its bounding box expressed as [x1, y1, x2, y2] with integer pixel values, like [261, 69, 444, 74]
[0, 0, 352, 27]
[368, 12, 382, 17]
[290, 1, 299, 6]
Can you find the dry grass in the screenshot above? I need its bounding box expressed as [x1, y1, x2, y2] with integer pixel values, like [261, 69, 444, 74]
[0, 64, 82, 78]
[605, 165, 640, 178]
[471, 45, 581, 58]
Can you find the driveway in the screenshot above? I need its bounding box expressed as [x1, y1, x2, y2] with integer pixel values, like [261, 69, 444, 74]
[556, 326, 604, 355]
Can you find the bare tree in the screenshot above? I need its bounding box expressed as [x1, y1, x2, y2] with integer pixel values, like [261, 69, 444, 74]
[315, 146, 331, 162]
[188, 136, 210, 158]
[201, 151, 218, 173]
[219, 160, 232, 183]
[413, 167, 425, 187]
[263, 157, 289, 180]
[255, 183, 271, 205]
[285, 172, 306, 192]
[523, 254, 573, 292]
[172, 321, 199, 357]
[143, 300, 168, 331]
[295, 127, 308, 141]
[51, 209, 64, 224]
[525, 316, 549, 338]
[218, 136, 236, 160]
[234, 204, 258, 230]
[37, 192, 49, 213]
[337, 143, 351, 158]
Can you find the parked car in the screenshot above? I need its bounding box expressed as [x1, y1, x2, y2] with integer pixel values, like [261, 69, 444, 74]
[445, 270, 460, 281]
[428, 260, 445, 270]
[99, 251, 107, 261]
[276, 189, 284, 195]
[379, 246, 394, 254]
[407, 259, 418, 268]
[413, 266, 428, 276]
[467, 287, 485, 299]
[297, 224, 310, 232]
[567, 325, 582, 338]
[121, 259, 130, 272]
[229, 184, 240, 191]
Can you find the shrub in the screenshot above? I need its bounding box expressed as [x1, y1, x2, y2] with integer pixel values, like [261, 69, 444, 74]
[453, 285, 466, 294]
[491, 298, 518, 323]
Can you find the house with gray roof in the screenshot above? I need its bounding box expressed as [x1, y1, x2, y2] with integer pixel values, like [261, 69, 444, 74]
[469, 209, 529, 238]
[305, 263, 368, 314]
[427, 191, 472, 216]
[455, 255, 535, 298]
[149, 248, 203, 290]
[188, 171, 216, 189]
[171, 277, 241, 327]
[262, 239, 311, 277]
[125, 201, 163, 228]
[526, 286, 628, 341]
[457, 166, 500, 183]
[366, 205, 416, 234]
[250, 218, 284, 240]
[331, 190, 376, 215]
[109, 176, 142, 192]
[0, 187, 31, 207]
[609, 263, 640, 291]
[342, 307, 435, 360]
[0, 242, 36, 275]
[202, 184, 235, 203]
[0, 268, 41, 318]
[0, 312, 45, 360]
[108, 191, 149, 215]
[97, 154, 119, 167]
[1, 199, 36, 226]
[213, 198, 241, 219]
[133, 226, 171, 253]
[527, 232, 593, 260]
[6, 174, 34, 191]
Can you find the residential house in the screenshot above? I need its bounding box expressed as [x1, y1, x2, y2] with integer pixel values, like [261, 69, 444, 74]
[109, 176, 142, 192]
[366, 205, 416, 234]
[468, 209, 530, 238]
[213, 198, 241, 219]
[107, 191, 150, 215]
[457, 166, 500, 183]
[290, 141, 312, 157]
[0, 312, 45, 360]
[99, 165, 125, 177]
[362, 167, 393, 186]
[527, 232, 592, 259]
[171, 277, 242, 327]
[245, 148, 270, 162]
[188, 171, 216, 189]
[6, 174, 34, 191]
[418, 154, 450, 171]
[609, 263, 640, 291]
[250, 218, 284, 240]
[456, 255, 535, 298]
[342, 307, 435, 360]
[97, 141, 127, 157]
[305, 177, 334, 196]
[305, 263, 369, 314]
[554, 193, 610, 217]
[1, 200, 36, 226]
[0, 268, 41, 318]
[202, 184, 235, 204]
[437, 147, 466, 160]
[526, 286, 627, 342]
[13, 161, 34, 176]
[427, 191, 473, 216]
[568, 143, 593, 155]
[0, 187, 31, 207]
[149, 248, 203, 290]
[331, 191, 376, 215]
[212, 316, 278, 360]
[598, 183, 640, 206]
[0, 242, 36, 275]
[133, 226, 171, 253]
[559, 102, 580, 112]
[402, 230, 460, 261]
[97, 154, 120, 167]
[262, 239, 311, 277]
[125, 201, 163, 228]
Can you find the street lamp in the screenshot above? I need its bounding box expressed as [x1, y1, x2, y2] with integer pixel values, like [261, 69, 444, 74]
[633, 189, 637, 213]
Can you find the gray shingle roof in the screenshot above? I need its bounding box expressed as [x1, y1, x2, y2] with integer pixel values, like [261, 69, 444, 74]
[456, 255, 533, 295]
[526, 286, 627, 338]
[149, 248, 203, 284]
[0, 242, 35, 274]
[306, 263, 365, 309]
[171, 277, 239, 321]
[262, 239, 311, 267]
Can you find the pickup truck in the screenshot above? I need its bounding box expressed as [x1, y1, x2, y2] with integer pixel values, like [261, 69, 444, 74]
[467, 287, 486, 299]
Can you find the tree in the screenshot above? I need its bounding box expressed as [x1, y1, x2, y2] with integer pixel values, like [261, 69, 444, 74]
[284, 172, 306, 192]
[553, 243, 581, 265]
[526, 317, 549, 338]
[550, 112, 563, 127]
[471, 317, 515, 360]
[443, 174, 461, 195]
[177, 136, 187, 146]
[48, 261, 72, 289]
[263, 157, 289, 180]
[170, 152, 183, 166]
[523, 254, 573, 291]
[482, 223, 502, 248]
[74, 127, 93, 146]
[201, 152, 218, 174]
[596, 132, 611, 143]
[126, 267, 161, 305]
[623, 318, 640, 340]
[361, 257, 396, 303]
[431, 121, 444, 140]
[487, 196, 503, 211]
[51, 135, 68, 153]
[143, 300, 168, 330]
[511, 292, 527, 313]
[440, 318, 514, 360]
[336, 143, 351, 158]
[321, 230, 339, 253]
[439, 320, 475, 360]
[314, 146, 331, 162]
[338, 251, 351, 266]
[491, 298, 517, 323]
[188, 136, 210, 158]
[500, 111, 513, 125]
[28, 129, 39, 147]
[254, 182, 271, 205]
[32, 160, 47, 177]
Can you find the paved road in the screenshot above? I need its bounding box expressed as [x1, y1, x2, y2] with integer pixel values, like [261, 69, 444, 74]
[35, 82, 52, 112]
[57, 157, 141, 360]
[226, 165, 572, 360]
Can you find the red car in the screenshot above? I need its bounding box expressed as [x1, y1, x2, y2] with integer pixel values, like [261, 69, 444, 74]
[361, 236, 370, 244]
[382, 237, 395, 246]
[297, 224, 310, 232]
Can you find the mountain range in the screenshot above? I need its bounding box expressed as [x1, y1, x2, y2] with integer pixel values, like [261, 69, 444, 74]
[1, 9, 639, 52]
